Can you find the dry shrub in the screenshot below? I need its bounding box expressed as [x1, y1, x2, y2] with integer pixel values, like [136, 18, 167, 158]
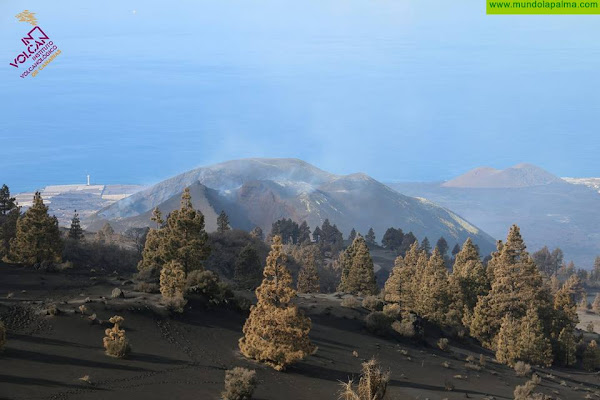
[365, 312, 392, 336]
[341, 296, 361, 309]
[362, 296, 383, 311]
[466, 355, 475, 363]
[391, 320, 415, 338]
[514, 361, 531, 377]
[0, 321, 6, 351]
[134, 282, 159, 293]
[382, 303, 402, 320]
[437, 338, 450, 352]
[78, 305, 87, 314]
[163, 296, 187, 313]
[514, 375, 545, 400]
[465, 362, 481, 371]
[79, 375, 92, 384]
[338, 358, 389, 400]
[444, 380, 455, 391]
[103, 315, 130, 358]
[587, 322, 595, 333]
[221, 367, 257, 400]
[479, 354, 486, 367]
[46, 304, 60, 316]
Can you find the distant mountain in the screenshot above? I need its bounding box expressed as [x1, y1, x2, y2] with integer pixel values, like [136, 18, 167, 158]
[388, 164, 600, 266]
[442, 163, 562, 188]
[87, 158, 496, 254]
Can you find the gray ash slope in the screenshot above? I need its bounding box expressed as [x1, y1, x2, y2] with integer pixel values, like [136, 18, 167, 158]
[388, 163, 600, 266]
[88, 158, 496, 254]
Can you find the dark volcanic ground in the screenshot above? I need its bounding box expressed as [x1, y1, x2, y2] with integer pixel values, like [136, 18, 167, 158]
[0, 264, 599, 400]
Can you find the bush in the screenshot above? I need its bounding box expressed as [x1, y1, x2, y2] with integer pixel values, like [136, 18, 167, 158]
[362, 296, 384, 311]
[479, 354, 486, 367]
[365, 312, 392, 336]
[134, 282, 159, 293]
[0, 321, 6, 351]
[514, 361, 531, 377]
[338, 358, 389, 400]
[437, 338, 449, 352]
[103, 315, 130, 358]
[341, 296, 361, 309]
[382, 303, 402, 320]
[587, 322, 595, 333]
[513, 376, 543, 400]
[221, 367, 257, 400]
[391, 320, 416, 338]
[186, 270, 234, 305]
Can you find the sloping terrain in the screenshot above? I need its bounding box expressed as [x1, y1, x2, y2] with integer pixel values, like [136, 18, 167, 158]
[1, 264, 599, 400]
[87, 159, 496, 255]
[388, 165, 600, 266]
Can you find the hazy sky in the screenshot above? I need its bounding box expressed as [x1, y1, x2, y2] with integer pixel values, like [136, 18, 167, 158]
[1, 0, 599, 192]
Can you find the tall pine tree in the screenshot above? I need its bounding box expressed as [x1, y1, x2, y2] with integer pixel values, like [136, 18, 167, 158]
[217, 210, 230, 233]
[9, 192, 62, 265]
[470, 225, 552, 350]
[68, 210, 84, 240]
[0, 185, 16, 216]
[338, 235, 377, 295]
[239, 236, 316, 370]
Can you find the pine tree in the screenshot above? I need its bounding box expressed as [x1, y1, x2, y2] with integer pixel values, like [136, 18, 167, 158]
[9, 192, 62, 265]
[552, 275, 580, 339]
[239, 236, 316, 371]
[138, 188, 210, 274]
[96, 223, 115, 244]
[435, 237, 449, 258]
[298, 221, 311, 244]
[383, 241, 426, 310]
[381, 227, 404, 251]
[348, 228, 357, 242]
[297, 245, 320, 293]
[420, 237, 431, 255]
[0, 208, 19, 259]
[341, 235, 377, 295]
[495, 315, 521, 366]
[160, 188, 210, 274]
[593, 294, 600, 314]
[234, 244, 263, 289]
[451, 243, 461, 257]
[517, 307, 553, 366]
[250, 226, 264, 241]
[582, 340, 600, 371]
[217, 210, 230, 233]
[470, 225, 551, 349]
[160, 260, 186, 300]
[365, 228, 376, 246]
[137, 227, 164, 272]
[557, 328, 577, 366]
[151, 207, 164, 229]
[416, 248, 453, 326]
[449, 238, 489, 324]
[312, 226, 322, 243]
[337, 238, 357, 293]
[68, 210, 84, 240]
[0, 185, 16, 216]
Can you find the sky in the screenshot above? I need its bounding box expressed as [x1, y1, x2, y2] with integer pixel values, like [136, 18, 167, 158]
[1, 0, 599, 193]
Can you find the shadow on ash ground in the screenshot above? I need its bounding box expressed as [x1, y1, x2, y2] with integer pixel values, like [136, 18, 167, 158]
[0, 264, 599, 400]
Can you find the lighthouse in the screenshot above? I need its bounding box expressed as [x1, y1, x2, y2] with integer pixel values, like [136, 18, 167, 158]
[87, 174, 90, 186]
